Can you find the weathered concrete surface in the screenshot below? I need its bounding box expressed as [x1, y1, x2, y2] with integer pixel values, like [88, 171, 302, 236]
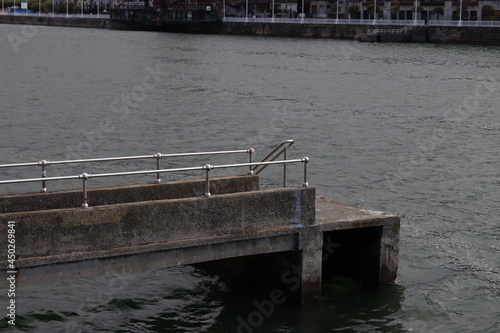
[0, 186, 315, 268]
[220, 22, 368, 40]
[427, 26, 500, 45]
[221, 22, 500, 45]
[0, 175, 259, 213]
[0, 15, 110, 28]
[0, 184, 399, 300]
[299, 225, 323, 301]
[12, 233, 299, 287]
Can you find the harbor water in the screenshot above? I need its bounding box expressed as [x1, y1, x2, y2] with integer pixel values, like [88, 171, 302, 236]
[0, 24, 499, 332]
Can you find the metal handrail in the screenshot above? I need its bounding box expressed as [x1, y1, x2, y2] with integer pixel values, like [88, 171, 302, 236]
[0, 148, 255, 192]
[252, 139, 295, 188]
[252, 140, 294, 174]
[366, 24, 416, 36]
[0, 158, 310, 208]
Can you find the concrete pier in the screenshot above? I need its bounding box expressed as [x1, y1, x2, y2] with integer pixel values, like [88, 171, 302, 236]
[0, 175, 399, 301]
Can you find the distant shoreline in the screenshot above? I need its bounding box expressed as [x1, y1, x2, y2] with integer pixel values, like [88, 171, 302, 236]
[1, 14, 499, 46]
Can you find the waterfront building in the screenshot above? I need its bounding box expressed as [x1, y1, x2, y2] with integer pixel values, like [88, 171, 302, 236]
[217, 0, 500, 21]
[311, 0, 500, 21]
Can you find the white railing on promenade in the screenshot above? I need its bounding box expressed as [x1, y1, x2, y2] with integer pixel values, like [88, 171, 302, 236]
[428, 19, 500, 27]
[224, 17, 427, 26]
[3, 11, 499, 27]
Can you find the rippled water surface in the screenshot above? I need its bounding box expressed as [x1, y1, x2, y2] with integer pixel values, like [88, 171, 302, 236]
[0, 25, 499, 332]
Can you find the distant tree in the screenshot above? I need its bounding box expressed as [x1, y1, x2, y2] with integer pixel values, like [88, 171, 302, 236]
[366, 4, 382, 19]
[330, 4, 339, 16]
[73, 4, 81, 13]
[31, 3, 39, 11]
[41, 0, 53, 13]
[432, 6, 444, 20]
[482, 5, 495, 21]
[432, 6, 444, 15]
[348, 4, 359, 18]
[57, 1, 75, 13]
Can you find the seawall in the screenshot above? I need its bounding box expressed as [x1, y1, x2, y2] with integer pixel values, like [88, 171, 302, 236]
[1, 15, 499, 45]
[220, 22, 500, 45]
[0, 14, 111, 29]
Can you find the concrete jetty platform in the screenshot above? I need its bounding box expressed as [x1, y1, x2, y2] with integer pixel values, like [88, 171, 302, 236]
[0, 142, 399, 301]
[0, 174, 399, 301]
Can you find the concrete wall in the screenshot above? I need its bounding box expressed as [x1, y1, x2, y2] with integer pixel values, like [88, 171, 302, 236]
[0, 175, 259, 213]
[221, 22, 500, 45]
[0, 186, 315, 268]
[0, 15, 110, 28]
[221, 22, 367, 39]
[428, 25, 500, 44]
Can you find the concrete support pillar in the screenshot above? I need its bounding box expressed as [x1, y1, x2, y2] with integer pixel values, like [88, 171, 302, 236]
[379, 218, 400, 284]
[299, 225, 323, 302]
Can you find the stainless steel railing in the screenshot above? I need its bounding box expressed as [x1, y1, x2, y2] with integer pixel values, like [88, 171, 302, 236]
[252, 139, 294, 188]
[0, 158, 310, 209]
[0, 148, 255, 192]
[0, 141, 310, 208]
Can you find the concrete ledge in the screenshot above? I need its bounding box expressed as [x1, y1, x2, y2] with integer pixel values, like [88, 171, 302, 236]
[0, 186, 316, 267]
[0, 175, 259, 213]
[0, 193, 400, 295]
[315, 196, 400, 230]
[0, 15, 110, 28]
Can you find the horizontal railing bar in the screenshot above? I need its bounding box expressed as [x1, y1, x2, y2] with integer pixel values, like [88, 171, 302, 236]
[213, 159, 304, 170]
[0, 175, 79, 184]
[42, 155, 155, 166]
[160, 149, 250, 158]
[0, 149, 252, 169]
[0, 159, 307, 186]
[91, 166, 204, 179]
[0, 162, 40, 168]
[0, 167, 204, 185]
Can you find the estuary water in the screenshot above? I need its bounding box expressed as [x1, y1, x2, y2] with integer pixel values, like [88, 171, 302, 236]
[0, 24, 499, 332]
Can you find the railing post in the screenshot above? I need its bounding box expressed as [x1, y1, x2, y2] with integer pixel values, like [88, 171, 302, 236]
[39, 160, 49, 192]
[283, 147, 287, 188]
[248, 147, 255, 175]
[80, 173, 91, 208]
[302, 157, 309, 187]
[154, 153, 162, 183]
[203, 164, 213, 197]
